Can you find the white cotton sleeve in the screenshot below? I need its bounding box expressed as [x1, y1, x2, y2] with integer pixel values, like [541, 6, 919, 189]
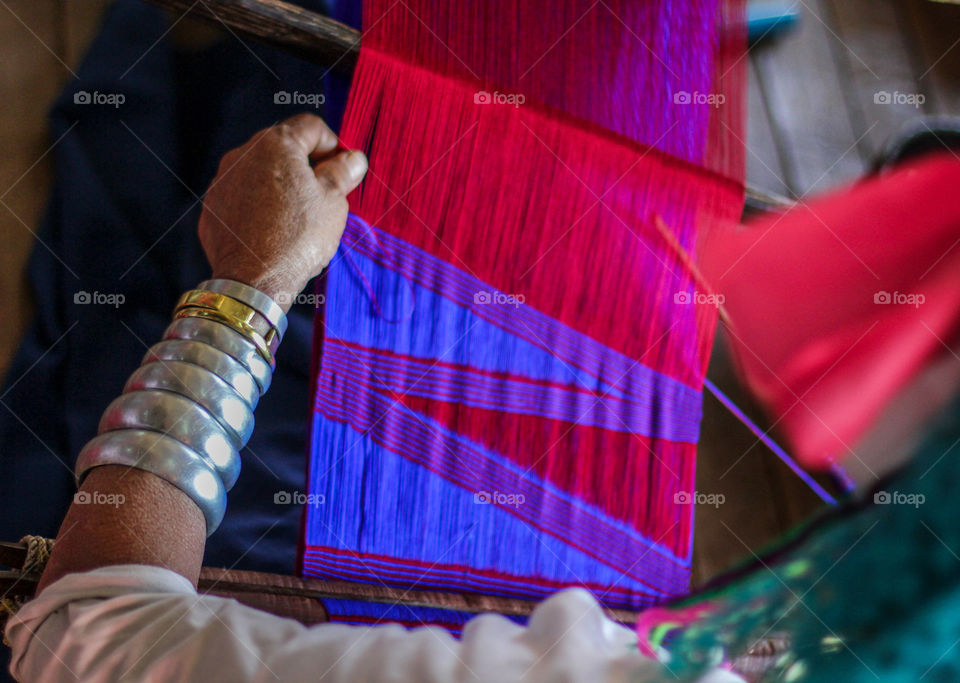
[5, 565, 743, 683]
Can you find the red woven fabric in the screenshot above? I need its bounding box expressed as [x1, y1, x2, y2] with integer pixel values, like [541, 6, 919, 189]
[304, 0, 747, 626]
[704, 154, 960, 468]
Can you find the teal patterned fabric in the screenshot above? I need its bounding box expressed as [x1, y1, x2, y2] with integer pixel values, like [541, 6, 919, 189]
[656, 393, 960, 682]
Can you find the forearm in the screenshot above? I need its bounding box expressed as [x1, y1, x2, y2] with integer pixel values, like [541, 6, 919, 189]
[38, 281, 292, 592]
[35, 114, 366, 596]
[37, 466, 205, 592]
[36, 280, 276, 594]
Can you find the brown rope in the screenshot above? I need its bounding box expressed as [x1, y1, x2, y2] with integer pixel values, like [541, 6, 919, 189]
[18, 536, 54, 577]
[1, 536, 55, 646]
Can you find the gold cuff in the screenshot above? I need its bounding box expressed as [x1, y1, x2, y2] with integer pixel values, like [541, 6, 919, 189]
[175, 290, 279, 360]
[174, 307, 275, 368]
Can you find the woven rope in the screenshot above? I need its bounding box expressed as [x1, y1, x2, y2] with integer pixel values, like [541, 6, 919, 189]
[1, 535, 55, 646]
[18, 536, 54, 577]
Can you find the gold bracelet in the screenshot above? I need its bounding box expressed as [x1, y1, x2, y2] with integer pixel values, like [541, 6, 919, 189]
[174, 307, 275, 368]
[175, 290, 279, 358]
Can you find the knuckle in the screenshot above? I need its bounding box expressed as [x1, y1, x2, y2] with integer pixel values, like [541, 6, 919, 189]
[218, 148, 240, 169]
[317, 170, 347, 195]
[248, 128, 276, 151]
[284, 112, 315, 128]
[269, 124, 307, 154]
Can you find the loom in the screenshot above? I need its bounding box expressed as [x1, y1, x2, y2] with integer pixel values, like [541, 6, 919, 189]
[0, 0, 748, 641]
[135, 2, 785, 630]
[293, 0, 747, 629]
[5, 2, 960, 678]
[1, 0, 757, 631]
[6, 143, 960, 678]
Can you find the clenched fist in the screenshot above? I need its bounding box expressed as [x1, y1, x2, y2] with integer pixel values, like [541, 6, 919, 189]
[198, 113, 368, 312]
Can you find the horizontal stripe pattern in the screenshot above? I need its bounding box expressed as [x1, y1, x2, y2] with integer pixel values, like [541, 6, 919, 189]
[304, 545, 663, 610]
[322, 339, 699, 442]
[306, 213, 703, 616]
[315, 369, 690, 594]
[341, 214, 703, 428]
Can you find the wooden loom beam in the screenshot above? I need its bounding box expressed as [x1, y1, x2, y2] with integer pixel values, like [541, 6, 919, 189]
[141, 0, 793, 215]
[143, 0, 360, 72]
[0, 540, 639, 626]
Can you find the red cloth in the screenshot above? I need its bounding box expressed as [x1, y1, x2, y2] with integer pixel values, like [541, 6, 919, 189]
[704, 154, 960, 468]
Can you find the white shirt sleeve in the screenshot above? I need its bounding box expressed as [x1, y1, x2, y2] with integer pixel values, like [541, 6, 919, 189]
[5, 565, 743, 683]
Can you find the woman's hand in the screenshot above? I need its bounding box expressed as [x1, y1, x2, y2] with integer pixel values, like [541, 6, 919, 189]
[198, 112, 368, 311]
[37, 114, 366, 595]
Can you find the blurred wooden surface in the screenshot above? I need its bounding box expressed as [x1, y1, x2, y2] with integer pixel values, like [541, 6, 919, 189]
[0, 0, 957, 586]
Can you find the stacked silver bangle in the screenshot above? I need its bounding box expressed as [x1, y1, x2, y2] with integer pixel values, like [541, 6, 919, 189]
[74, 279, 288, 535]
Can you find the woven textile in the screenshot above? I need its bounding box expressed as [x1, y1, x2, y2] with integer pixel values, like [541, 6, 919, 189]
[303, 0, 746, 628]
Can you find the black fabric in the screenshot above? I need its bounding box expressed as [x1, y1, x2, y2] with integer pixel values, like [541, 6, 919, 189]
[0, 0, 353, 580]
[0, 2, 363, 676]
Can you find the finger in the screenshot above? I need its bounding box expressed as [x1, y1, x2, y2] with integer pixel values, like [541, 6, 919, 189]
[278, 112, 339, 157]
[314, 149, 368, 195]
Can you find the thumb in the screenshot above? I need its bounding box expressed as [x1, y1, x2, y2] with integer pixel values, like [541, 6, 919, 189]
[314, 149, 368, 195]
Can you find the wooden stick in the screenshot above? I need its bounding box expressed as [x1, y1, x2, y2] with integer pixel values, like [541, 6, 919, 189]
[142, 0, 793, 213]
[1, 542, 639, 624]
[142, 0, 360, 73]
[198, 567, 640, 624]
